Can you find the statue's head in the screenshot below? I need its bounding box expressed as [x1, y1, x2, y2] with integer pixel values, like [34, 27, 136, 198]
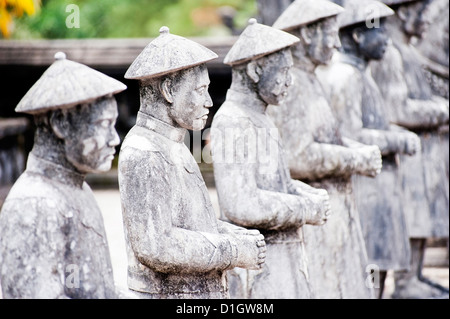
[246, 48, 294, 106]
[126, 27, 217, 131]
[224, 19, 300, 105]
[15, 52, 126, 174]
[159, 64, 213, 131]
[295, 17, 342, 65]
[273, 0, 344, 66]
[336, 0, 394, 60]
[396, 0, 431, 38]
[42, 96, 120, 173]
[345, 20, 390, 60]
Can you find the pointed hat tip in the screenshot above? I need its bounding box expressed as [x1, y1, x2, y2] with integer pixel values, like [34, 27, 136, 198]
[54, 52, 67, 61]
[159, 26, 170, 35]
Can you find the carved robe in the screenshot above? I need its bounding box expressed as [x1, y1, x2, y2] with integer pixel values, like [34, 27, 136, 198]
[372, 42, 449, 239]
[267, 66, 372, 299]
[119, 111, 244, 299]
[317, 53, 411, 272]
[0, 154, 116, 299]
[211, 89, 313, 299]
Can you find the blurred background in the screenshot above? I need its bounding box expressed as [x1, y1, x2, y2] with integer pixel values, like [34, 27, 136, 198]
[1, 0, 257, 39]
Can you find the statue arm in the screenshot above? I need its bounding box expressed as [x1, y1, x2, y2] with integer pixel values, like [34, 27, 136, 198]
[393, 97, 449, 130]
[211, 122, 326, 230]
[323, 73, 401, 157]
[372, 45, 449, 129]
[289, 140, 381, 179]
[214, 165, 323, 230]
[119, 148, 239, 274]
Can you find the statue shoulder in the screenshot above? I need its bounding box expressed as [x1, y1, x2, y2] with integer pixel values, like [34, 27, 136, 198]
[1, 178, 67, 230]
[212, 101, 253, 129]
[4, 172, 65, 204]
[316, 61, 361, 96]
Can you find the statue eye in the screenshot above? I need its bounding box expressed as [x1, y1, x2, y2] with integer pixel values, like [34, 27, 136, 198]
[196, 86, 207, 94]
[99, 120, 111, 128]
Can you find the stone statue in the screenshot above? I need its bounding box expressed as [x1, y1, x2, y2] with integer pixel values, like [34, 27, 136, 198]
[414, 0, 449, 99]
[371, 0, 449, 299]
[0, 52, 127, 299]
[267, 0, 383, 299]
[119, 27, 266, 299]
[211, 19, 331, 299]
[317, 0, 421, 298]
[256, 0, 295, 26]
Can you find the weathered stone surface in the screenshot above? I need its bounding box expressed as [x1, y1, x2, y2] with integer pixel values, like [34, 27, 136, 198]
[370, 0, 449, 298]
[273, 0, 344, 31]
[256, 0, 295, 26]
[267, 0, 382, 299]
[317, 0, 417, 282]
[119, 28, 266, 299]
[414, 0, 449, 99]
[223, 18, 299, 66]
[371, 1, 449, 240]
[332, 0, 394, 29]
[15, 52, 126, 115]
[0, 54, 126, 298]
[124, 27, 218, 80]
[212, 20, 331, 299]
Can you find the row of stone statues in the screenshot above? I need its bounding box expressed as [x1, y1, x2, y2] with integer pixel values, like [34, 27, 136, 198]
[0, 0, 448, 299]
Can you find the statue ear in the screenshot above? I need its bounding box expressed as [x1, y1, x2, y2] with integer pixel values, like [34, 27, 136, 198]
[397, 6, 408, 21]
[49, 109, 70, 140]
[161, 78, 174, 104]
[246, 61, 262, 84]
[352, 29, 364, 44]
[300, 27, 312, 45]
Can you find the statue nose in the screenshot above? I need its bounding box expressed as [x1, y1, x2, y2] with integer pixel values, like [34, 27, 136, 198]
[205, 94, 213, 108]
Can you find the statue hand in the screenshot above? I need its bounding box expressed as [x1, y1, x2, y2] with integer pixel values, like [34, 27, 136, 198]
[235, 232, 266, 270]
[355, 145, 382, 177]
[305, 191, 331, 226]
[403, 131, 421, 156]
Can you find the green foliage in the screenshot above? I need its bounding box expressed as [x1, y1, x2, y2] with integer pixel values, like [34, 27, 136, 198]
[12, 0, 256, 39]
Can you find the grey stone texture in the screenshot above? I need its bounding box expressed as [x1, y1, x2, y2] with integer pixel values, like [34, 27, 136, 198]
[272, 0, 344, 31]
[256, 0, 295, 26]
[0, 53, 126, 298]
[371, 0, 449, 240]
[317, 0, 418, 283]
[267, 0, 383, 299]
[212, 20, 332, 299]
[119, 28, 266, 299]
[371, 0, 449, 299]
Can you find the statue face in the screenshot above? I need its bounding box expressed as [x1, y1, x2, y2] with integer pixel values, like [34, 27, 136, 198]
[356, 23, 390, 61]
[308, 17, 341, 65]
[399, 0, 431, 38]
[169, 65, 213, 131]
[256, 48, 293, 106]
[64, 97, 120, 174]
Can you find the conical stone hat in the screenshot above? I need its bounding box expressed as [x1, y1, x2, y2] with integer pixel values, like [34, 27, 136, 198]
[332, 0, 395, 29]
[273, 0, 344, 31]
[379, 0, 420, 5]
[224, 18, 300, 66]
[16, 52, 127, 115]
[125, 26, 218, 80]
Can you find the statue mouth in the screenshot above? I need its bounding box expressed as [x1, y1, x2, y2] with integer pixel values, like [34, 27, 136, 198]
[198, 112, 209, 120]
